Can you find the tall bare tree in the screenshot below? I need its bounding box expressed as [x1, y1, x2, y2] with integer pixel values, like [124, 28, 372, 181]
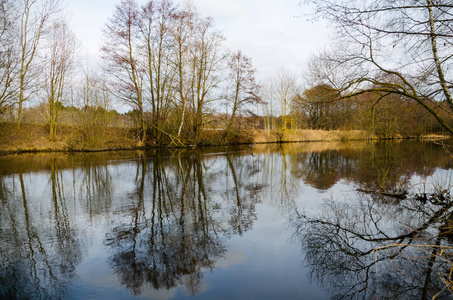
[167, 4, 226, 144]
[0, 0, 18, 116]
[272, 70, 298, 133]
[188, 16, 225, 143]
[138, 0, 176, 143]
[306, 0, 453, 134]
[76, 65, 111, 147]
[224, 50, 260, 139]
[17, 0, 60, 126]
[260, 80, 277, 137]
[170, 3, 196, 141]
[102, 0, 147, 146]
[42, 21, 76, 141]
[102, 0, 244, 146]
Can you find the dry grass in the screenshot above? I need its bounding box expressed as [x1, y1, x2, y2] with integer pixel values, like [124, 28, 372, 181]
[250, 129, 370, 143]
[0, 122, 137, 154]
[0, 122, 449, 154]
[250, 141, 371, 154]
[0, 123, 65, 153]
[68, 126, 137, 151]
[423, 134, 451, 140]
[250, 129, 450, 144]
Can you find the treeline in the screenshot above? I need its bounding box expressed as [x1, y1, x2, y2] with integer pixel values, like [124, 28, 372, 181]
[259, 72, 447, 139]
[0, 0, 449, 149]
[290, 84, 446, 138]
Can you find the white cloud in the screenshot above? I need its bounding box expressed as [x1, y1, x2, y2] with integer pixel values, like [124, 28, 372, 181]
[65, 0, 329, 81]
[194, 0, 246, 21]
[215, 250, 247, 268]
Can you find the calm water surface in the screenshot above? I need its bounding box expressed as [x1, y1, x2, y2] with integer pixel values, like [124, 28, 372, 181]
[1, 141, 453, 299]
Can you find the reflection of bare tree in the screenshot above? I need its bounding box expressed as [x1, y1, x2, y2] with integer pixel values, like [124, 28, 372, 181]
[292, 192, 453, 299]
[257, 148, 297, 211]
[49, 160, 82, 282]
[226, 153, 259, 235]
[105, 153, 226, 296]
[79, 156, 113, 216]
[104, 150, 267, 296]
[278, 146, 298, 209]
[0, 165, 81, 299]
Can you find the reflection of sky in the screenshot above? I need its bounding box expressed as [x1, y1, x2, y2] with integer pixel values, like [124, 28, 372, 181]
[65, 171, 328, 299]
[2, 143, 452, 299]
[410, 168, 453, 194]
[197, 203, 327, 300]
[2, 152, 329, 299]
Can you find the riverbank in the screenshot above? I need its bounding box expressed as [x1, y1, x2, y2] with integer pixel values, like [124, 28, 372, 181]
[0, 122, 137, 155]
[0, 122, 449, 155]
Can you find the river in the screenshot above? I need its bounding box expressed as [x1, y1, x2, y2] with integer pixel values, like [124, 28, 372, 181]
[1, 141, 452, 299]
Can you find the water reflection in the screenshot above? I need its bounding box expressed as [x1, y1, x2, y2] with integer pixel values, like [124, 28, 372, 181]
[106, 153, 220, 295]
[103, 151, 268, 295]
[0, 161, 81, 299]
[292, 184, 453, 299]
[0, 141, 452, 299]
[287, 141, 445, 191]
[79, 156, 114, 216]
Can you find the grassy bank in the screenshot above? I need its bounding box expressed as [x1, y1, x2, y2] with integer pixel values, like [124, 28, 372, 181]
[0, 122, 137, 155]
[0, 122, 448, 155]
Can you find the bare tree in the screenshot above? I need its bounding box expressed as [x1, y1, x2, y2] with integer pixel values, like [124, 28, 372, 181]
[260, 80, 277, 137]
[42, 21, 76, 141]
[306, 0, 453, 134]
[76, 65, 111, 147]
[0, 0, 18, 116]
[138, 0, 176, 143]
[272, 70, 298, 133]
[169, 9, 225, 144]
[102, 0, 146, 146]
[293, 84, 342, 130]
[171, 3, 196, 142]
[102, 0, 229, 146]
[224, 50, 260, 140]
[187, 16, 225, 144]
[17, 0, 60, 126]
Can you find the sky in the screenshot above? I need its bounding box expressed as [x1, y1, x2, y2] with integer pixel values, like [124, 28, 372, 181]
[65, 0, 330, 83]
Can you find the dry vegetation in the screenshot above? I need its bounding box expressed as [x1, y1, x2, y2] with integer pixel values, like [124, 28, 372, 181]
[0, 122, 449, 155]
[252, 129, 369, 143]
[0, 122, 137, 155]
